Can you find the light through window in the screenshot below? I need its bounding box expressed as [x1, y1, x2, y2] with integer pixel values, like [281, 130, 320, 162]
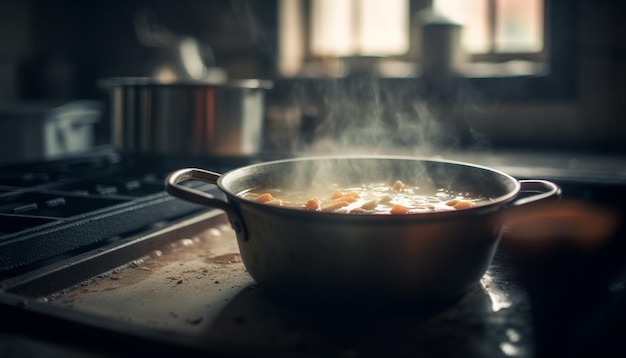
[434, 0, 544, 55]
[310, 0, 409, 57]
[278, 0, 545, 77]
[495, 0, 543, 53]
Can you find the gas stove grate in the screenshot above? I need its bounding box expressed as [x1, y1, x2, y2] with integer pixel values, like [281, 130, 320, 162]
[0, 148, 262, 275]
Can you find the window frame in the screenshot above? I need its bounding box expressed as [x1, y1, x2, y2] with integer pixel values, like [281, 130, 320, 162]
[436, 0, 547, 63]
[274, 0, 577, 101]
[470, 0, 577, 101]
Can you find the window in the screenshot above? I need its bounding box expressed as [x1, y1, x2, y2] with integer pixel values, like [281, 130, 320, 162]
[310, 0, 409, 57]
[434, 0, 544, 60]
[278, 0, 546, 77]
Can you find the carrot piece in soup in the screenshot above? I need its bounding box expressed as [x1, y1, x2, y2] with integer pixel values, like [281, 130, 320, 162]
[390, 204, 409, 214]
[329, 189, 343, 199]
[453, 200, 474, 210]
[322, 200, 350, 212]
[343, 191, 360, 199]
[304, 197, 321, 210]
[255, 193, 274, 203]
[332, 195, 358, 204]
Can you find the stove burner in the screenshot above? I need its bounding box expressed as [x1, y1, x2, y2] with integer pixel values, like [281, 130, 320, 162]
[0, 148, 264, 276]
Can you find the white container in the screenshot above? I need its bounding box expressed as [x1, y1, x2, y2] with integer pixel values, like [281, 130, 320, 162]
[0, 101, 101, 165]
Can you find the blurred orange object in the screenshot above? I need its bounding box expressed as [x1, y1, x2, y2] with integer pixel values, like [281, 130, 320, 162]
[502, 199, 620, 252]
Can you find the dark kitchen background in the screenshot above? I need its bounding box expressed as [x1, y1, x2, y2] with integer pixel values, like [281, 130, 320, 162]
[0, 0, 624, 155]
[1, 1, 626, 357]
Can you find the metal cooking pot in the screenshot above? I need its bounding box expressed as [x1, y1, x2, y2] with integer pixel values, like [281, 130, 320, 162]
[166, 156, 560, 305]
[100, 78, 273, 156]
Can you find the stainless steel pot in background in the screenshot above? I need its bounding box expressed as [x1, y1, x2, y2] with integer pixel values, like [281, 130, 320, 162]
[100, 78, 273, 156]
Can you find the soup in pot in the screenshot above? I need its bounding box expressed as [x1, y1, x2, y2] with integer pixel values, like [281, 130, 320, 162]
[239, 180, 492, 215]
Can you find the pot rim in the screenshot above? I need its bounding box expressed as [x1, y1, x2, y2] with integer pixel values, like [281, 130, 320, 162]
[217, 155, 522, 221]
[98, 77, 273, 89]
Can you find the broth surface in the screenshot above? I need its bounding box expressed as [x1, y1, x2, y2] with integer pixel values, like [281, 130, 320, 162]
[239, 180, 491, 214]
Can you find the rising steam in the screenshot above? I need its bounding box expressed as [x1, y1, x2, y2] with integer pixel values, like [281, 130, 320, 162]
[289, 72, 483, 157]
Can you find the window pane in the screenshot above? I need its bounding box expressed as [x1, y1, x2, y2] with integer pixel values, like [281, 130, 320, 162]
[278, 0, 305, 76]
[495, 0, 543, 53]
[311, 0, 355, 56]
[434, 0, 490, 54]
[357, 0, 409, 55]
[310, 0, 408, 57]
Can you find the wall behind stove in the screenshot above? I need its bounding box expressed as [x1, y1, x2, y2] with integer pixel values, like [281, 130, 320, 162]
[0, 0, 276, 101]
[0, 0, 278, 150]
[0, 1, 33, 100]
[0, 0, 625, 154]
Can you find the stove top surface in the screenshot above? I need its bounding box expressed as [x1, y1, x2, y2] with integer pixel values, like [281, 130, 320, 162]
[1, 211, 535, 358]
[0, 148, 272, 275]
[0, 148, 625, 357]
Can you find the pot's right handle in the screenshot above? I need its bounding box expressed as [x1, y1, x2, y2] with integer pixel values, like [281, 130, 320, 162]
[166, 168, 247, 239]
[511, 180, 562, 207]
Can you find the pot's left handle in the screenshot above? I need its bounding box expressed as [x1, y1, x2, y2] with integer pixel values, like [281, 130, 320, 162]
[166, 168, 247, 240]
